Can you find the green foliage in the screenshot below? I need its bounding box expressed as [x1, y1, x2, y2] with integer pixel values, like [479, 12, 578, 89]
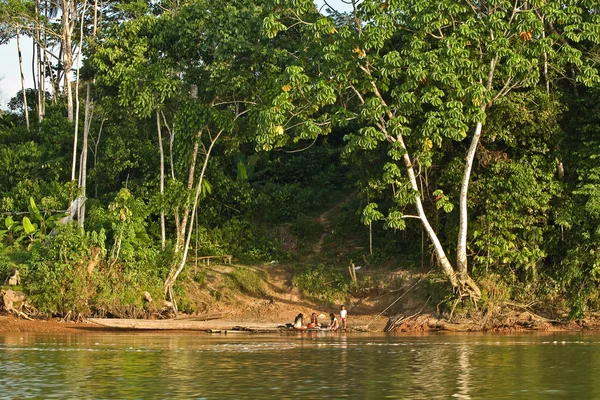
[91, 265, 164, 318]
[1, 0, 600, 319]
[289, 213, 323, 251]
[107, 188, 156, 269]
[423, 274, 457, 313]
[207, 218, 280, 263]
[230, 268, 266, 297]
[292, 264, 349, 303]
[27, 224, 105, 314]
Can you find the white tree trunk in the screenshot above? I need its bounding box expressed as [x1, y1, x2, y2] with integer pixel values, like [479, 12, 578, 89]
[61, 0, 74, 123]
[456, 119, 483, 276]
[175, 129, 202, 253]
[456, 58, 495, 278]
[71, 0, 87, 182]
[78, 82, 92, 227]
[157, 111, 166, 250]
[16, 26, 30, 131]
[164, 129, 224, 305]
[401, 150, 460, 288]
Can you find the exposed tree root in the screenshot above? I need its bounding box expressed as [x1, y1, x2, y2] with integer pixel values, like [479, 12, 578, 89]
[7, 306, 34, 321]
[384, 301, 565, 333]
[0, 289, 37, 320]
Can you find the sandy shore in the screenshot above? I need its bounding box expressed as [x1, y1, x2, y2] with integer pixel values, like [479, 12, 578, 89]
[0, 314, 389, 334]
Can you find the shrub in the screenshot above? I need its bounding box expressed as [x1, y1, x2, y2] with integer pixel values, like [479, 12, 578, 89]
[230, 268, 266, 297]
[26, 224, 106, 315]
[292, 264, 348, 303]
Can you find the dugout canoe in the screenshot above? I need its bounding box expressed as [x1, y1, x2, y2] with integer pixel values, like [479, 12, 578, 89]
[88, 318, 281, 332]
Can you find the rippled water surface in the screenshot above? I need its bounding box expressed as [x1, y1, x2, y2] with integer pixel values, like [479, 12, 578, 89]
[1, 331, 599, 399]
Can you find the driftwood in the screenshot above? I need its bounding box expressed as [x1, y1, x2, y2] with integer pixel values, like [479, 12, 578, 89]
[431, 319, 473, 332]
[384, 312, 422, 332]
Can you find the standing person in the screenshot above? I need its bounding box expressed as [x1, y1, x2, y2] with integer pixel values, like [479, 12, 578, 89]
[329, 313, 339, 331]
[340, 305, 347, 330]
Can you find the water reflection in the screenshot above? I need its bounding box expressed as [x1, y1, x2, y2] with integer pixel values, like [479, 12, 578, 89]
[455, 343, 471, 399]
[1, 332, 600, 399]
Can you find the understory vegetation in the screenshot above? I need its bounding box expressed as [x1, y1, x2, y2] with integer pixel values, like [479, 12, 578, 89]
[1, 0, 600, 321]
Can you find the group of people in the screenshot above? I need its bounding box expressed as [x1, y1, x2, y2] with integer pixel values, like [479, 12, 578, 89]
[293, 305, 347, 331]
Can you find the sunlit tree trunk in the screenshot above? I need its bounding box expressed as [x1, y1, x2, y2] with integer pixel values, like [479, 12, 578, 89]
[172, 129, 201, 253]
[61, 0, 74, 123]
[456, 58, 495, 282]
[164, 128, 224, 312]
[34, 0, 45, 121]
[71, 0, 87, 183]
[157, 111, 166, 250]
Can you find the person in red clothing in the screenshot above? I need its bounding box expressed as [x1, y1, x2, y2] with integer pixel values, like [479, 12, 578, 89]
[308, 312, 320, 328]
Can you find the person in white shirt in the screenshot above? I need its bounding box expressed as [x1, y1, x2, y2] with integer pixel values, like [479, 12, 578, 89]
[340, 305, 347, 330]
[329, 313, 338, 330]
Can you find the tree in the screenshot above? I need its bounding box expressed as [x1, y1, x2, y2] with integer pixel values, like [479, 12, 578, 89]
[93, 0, 300, 310]
[262, 0, 600, 298]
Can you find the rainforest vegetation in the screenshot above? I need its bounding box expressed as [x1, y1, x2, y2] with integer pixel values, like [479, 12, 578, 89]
[0, 0, 599, 320]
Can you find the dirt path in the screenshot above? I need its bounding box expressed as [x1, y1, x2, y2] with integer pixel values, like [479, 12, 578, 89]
[312, 201, 343, 255]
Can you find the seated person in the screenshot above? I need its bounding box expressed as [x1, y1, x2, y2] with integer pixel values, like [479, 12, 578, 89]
[308, 312, 320, 329]
[294, 313, 305, 329]
[329, 313, 339, 331]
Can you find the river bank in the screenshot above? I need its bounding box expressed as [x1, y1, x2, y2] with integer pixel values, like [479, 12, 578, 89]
[1, 264, 594, 334]
[0, 314, 389, 334]
[0, 310, 594, 334]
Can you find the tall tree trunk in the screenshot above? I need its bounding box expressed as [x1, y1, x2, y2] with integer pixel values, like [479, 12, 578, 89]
[542, 20, 550, 94]
[399, 143, 461, 290]
[61, 0, 74, 123]
[174, 129, 202, 253]
[93, 0, 98, 36]
[174, 86, 200, 252]
[36, 30, 44, 122]
[164, 129, 224, 308]
[456, 119, 483, 277]
[78, 83, 92, 227]
[31, 38, 36, 102]
[71, 0, 87, 182]
[367, 75, 480, 297]
[34, 0, 44, 122]
[456, 58, 496, 280]
[157, 111, 166, 250]
[16, 25, 30, 132]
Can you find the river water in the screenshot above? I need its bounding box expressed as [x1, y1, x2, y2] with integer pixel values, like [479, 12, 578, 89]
[0, 331, 598, 399]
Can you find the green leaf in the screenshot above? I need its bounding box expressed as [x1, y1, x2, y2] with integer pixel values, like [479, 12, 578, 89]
[29, 197, 43, 222]
[237, 162, 248, 181]
[5, 216, 15, 229]
[22, 217, 36, 235]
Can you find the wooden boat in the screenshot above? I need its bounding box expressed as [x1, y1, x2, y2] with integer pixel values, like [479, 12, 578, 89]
[88, 318, 281, 333]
